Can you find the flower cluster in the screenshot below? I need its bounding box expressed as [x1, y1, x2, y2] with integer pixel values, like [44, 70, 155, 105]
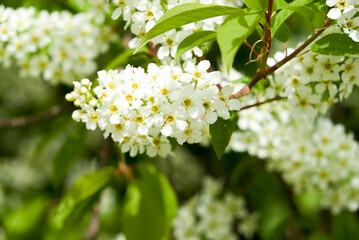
[108, 0, 243, 63]
[173, 176, 259, 240]
[326, 0, 359, 42]
[265, 50, 359, 119]
[67, 61, 241, 157]
[0, 5, 116, 85]
[231, 101, 359, 214]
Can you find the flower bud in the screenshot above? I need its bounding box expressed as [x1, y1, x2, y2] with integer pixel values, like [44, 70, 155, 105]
[80, 87, 88, 95]
[74, 100, 82, 107]
[89, 99, 98, 107]
[65, 93, 74, 102]
[72, 110, 82, 122]
[81, 79, 91, 88]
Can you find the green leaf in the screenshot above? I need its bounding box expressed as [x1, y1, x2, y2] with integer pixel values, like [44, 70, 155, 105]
[294, 190, 321, 217]
[3, 197, 48, 236]
[285, 5, 314, 21]
[53, 124, 87, 186]
[134, 3, 249, 53]
[274, 22, 290, 42]
[311, 33, 359, 56]
[272, 0, 314, 37]
[160, 0, 168, 10]
[65, 0, 84, 11]
[259, 202, 291, 240]
[217, 9, 261, 73]
[312, 0, 329, 13]
[290, 0, 314, 7]
[54, 167, 115, 228]
[272, 9, 293, 38]
[244, 0, 268, 9]
[307, 2, 328, 28]
[210, 113, 237, 160]
[105, 49, 136, 70]
[175, 31, 216, 60]
[276, 0, 289, 10]
[105, 47, 149, 70]
[123, 163, 178, 240]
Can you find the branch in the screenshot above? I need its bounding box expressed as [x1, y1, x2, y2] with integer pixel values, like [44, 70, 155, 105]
[0, 104, 72, 129]
[87, 138, 114, 240]
[87, 204, 100, 240]
[238, 95, 283, 111]
[230, 18, 334, 99]
[266, 19, 334, 74]
[259, 0, 274, 74]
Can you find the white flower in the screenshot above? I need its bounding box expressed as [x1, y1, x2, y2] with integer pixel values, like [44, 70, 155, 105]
[173, 176, 258, 240]
[230, 101, 359, 213]
[69, 61, 236, 158]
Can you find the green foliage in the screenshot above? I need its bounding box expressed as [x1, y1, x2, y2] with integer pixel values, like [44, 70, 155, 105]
[244, 0, 268, 9]
[275, 0, 289, 10]
[2, 0, 359, 239]
[294, 190, 321, 217]
[134, 3, 245, 53]
[308, 231, 331, 240]
[243, 164, 293, 240]
[311, 33, 359, 56]
[175, 31, 217, 60]
[287, 6, 314, 21]
[217, 9, 261, 72]
[331, 212, 359, 240]
[272, 0, 314, 38]
[260, 202, 291, 240]
[272, 9, 293, 38]
[105, 47, 150, 70]
[3, 197, 49, 237]
[54, 167, 115, 228]
[52, 124, 87, 186]
[312, 0, 329, 13]
[123, 163, 178, 240]
[160, 0, 168, 10]
[210, 113, 237, 160]
[105, 49, 137, 70]
[274, 22, 290, 42]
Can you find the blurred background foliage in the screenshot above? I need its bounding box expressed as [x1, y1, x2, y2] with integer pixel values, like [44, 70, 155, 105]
[1, 0, 359, 240]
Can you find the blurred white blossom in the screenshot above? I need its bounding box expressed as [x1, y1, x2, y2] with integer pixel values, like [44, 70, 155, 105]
[0, 5, 117, 85]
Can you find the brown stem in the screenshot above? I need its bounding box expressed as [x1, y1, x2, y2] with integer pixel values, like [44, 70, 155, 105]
[0, 104, 72, 129]
[98, 138, 113, 168]
[238, 95, 283, 111]
[87, 204, 100, 240]
[259, 0, 274, 74]
[230, 74, 263, 99]
[112, 140, 134, 179]
[230, 18, 334, 99]
[266, 19, 334, 74]
[87, 138, 114, 240]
